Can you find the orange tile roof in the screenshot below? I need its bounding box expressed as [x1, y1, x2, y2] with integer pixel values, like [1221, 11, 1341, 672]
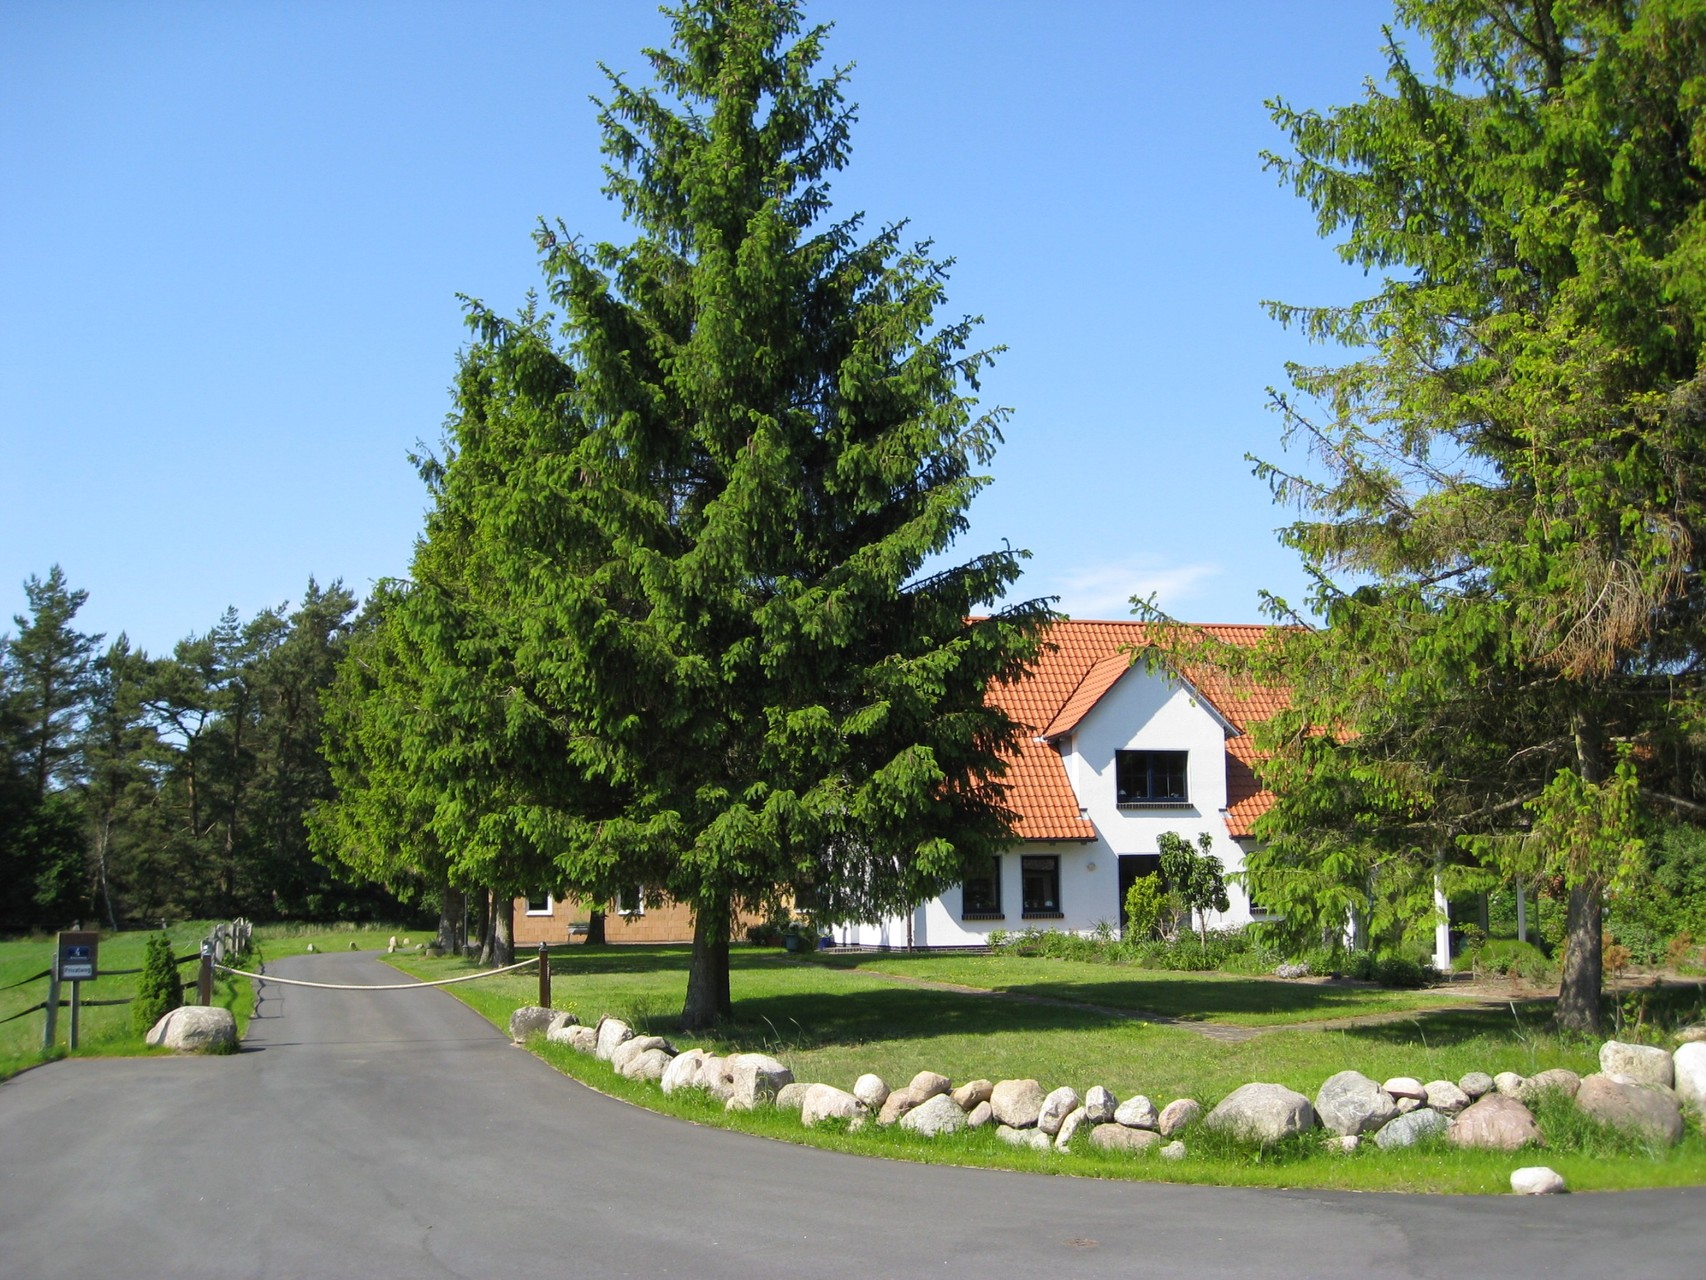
[989, 619, 1286, 842]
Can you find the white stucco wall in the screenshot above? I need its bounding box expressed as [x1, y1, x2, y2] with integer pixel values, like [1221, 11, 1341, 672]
[835, 665, 1265, 949]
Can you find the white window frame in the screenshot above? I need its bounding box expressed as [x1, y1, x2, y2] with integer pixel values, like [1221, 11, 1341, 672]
[524, 893, 555, 917]
[617, 886, 645, 916]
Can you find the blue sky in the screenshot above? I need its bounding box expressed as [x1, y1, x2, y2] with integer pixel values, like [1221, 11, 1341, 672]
[2, 1, 1401, 656]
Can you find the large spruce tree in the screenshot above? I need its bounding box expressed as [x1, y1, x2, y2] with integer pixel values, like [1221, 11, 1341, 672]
[423, 0, 1046, 1027]
[1229, 0, 1706, 1033]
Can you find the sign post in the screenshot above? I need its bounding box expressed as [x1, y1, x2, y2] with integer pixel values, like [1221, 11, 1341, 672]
[55, 931, 98, 1050]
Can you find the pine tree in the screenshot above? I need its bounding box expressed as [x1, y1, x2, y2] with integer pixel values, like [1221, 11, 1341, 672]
[1240, 0, 1706, 1032]
[427, 0, 1047, 1027]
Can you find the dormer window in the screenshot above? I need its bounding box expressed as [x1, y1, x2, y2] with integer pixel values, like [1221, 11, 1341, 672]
[1116, 749, 1190, 807]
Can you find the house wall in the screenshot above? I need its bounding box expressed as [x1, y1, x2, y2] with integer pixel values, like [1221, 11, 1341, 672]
[836, 666, 1262, 949]
[513, 894, 762, 946]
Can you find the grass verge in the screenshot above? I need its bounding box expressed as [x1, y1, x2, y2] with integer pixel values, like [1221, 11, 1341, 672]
[387, 942, 1706, 1193]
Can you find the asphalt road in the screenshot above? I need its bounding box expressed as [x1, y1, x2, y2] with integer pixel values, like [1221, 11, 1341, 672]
[0, 951, 1699, 1280]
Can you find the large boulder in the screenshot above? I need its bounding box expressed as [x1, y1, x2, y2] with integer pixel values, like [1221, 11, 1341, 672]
[966, 1100, 994, 1129]
[1449, 1094, 1544, 1151]
[1315, 1071, 1399, 1136]
[1459, 1071, 1494, 1100]
[1373, 1107, 1449, 1149]
[775, 1081, 810, 1112]
[952, 1079, 994, 1111]
[146, 1006, 237, 1053]
[990, 1079, 1046, 1129]
[1493, 1071, 1528, 1098]
[700, 1056, 735, 1102]
[728, 1054, 793, 1110]
[610, 1036, 674, 1075]
[1114, 1095, 1159, 1130]
[1524, 1068, 1582, 1101]
[1204, 1084, 1316, 1145]
[1574, 1074, 1685, 1146]
[1423, 1080, 1471, 1116]
[508, 1006, 558, 1043]
[660, 1049, 709, 1094]
[1053, 1106, 1091, 1150]
[594, 1017, 634, 1061]
[618, 1048, 674, 1082]
[1157, 1098, 1202, 1137]
[554, 1024, 598, 1054]
[1600, 1041, 1674, 1090]
[1038, 1087, 1081, 1137]
[800, 1084, 861, 1127]
[544, 1011, 580, 1038]
[877, 1086, 924, 1126]
[853, 1073, 891, 1111]
[1675, 1042, 1706, 1110]
[1083, 1086, 1117, 1125]
[1511, 1166, 1567, 1195]
[901, 1094, 968, 1138]
[908, 1071, 952, 1101]
[1089, 1124, 1161, 1155]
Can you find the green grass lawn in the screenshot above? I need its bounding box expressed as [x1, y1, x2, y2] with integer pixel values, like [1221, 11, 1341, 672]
[385, 942, 1706, 1193]
[0, 923, 254, 1081]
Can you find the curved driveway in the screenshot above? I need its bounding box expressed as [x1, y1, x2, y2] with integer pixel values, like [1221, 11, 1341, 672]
[0, 951, 1698, 1279]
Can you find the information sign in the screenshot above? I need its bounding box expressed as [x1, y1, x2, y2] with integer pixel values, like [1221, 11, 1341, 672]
[57, 931, 99, 981]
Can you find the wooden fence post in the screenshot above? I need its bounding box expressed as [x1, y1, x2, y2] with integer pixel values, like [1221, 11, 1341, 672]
[538, 942, 551, 1009]
[197, 945, 213, 1006]
[42, 959, 60, 1051]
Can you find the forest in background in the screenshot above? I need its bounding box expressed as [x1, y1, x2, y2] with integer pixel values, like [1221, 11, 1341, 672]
[0, 566, 412, 931]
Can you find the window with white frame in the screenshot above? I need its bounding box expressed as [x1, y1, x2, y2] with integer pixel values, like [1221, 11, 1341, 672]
[616, 886, 644, 916]
[524, 893, 554, 916]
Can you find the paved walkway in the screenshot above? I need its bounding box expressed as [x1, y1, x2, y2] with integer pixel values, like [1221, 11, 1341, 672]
[0, 951, 1698, 1279]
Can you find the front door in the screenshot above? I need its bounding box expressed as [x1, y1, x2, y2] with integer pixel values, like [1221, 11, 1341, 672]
[1117, 854, 1162, 932]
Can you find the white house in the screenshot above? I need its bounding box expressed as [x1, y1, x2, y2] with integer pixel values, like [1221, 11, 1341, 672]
[835, 619, 1284, 948]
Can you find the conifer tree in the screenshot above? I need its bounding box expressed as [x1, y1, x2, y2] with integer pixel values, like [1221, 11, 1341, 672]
[432, 0, 1046, 1026]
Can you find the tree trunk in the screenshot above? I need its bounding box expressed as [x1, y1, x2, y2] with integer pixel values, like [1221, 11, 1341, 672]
[1556, 874, 1605, 1034]
[681, 892, 732, 1031]
[491, 893, 514, 967]
[435, 881, 463, 952]
[584, 908, 606, 946]
[476, 888, 494, 965]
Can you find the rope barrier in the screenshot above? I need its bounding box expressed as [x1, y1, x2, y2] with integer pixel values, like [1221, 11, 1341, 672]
[213, 957, 536, 991]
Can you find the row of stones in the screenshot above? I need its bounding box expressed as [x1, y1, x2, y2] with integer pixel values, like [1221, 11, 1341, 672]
[510, 1007, 1705, 1186]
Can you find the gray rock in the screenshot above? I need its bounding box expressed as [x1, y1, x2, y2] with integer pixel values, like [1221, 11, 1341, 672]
[728, 1054, 792, 1109]
[660, 1049, 709, 1093]
[1114, 1094, 1159, 1130]
[618, 1048, 673, 1081]
[701, 1056, 735, 1102]
[1574, 1073, 1684, 1146]
[1274, 962, 1311, 979]
[1038, 1086, 1081, 1136]
[1459, 1071, 1494, 1100]
[990, 1079, 1046, 1128]
[508, 1005, 557, 1043]
[1493, 1071, 1528, 1097]
[1524, 1067, 1582, 1101]
[1449, 1094, 1544, 1151]
[1315, 1070, 1399, 1136]
[1089, 1124, 1161, 1155]
[901, 1094, 968, 1138]
[1374, 1107, 1449, 1149]
[1157, 1098, 1202, 1136]
[1675, 1042, 1706, 1110]
[1083, 1085, 1117, 1124]
[1159, 1140, 1187, 1161]
[146, 1006, 236, 1053]
[1423, 1080, 1471, 1115]
[610, 1035, 673, 1074]
[908, 1070, 952, 1100]
[594, 1017, 634, 1061]
[774, 1081, 810, 1112]
[544, 1011, 580, 1037]
[1511, 1166, 1567, 1195]
[1204, 1083, 1317, 1145]
[966, 1100, 994, 1129]
[951, 1079, 994, 1111]
[877, 1086, 924, 1126]
[853, 1073, 890, 1110]
[1677, 1024, 1706, 1045]
[1393, 1095, 1423, 1114]
[1600, 1041, 1674, 1090]
[554, 1024, 598, 1054]
[1322, 1134, 1360, 1155]
[995, 1124, 1053, 1152]
[801, 1084, 861, 1127]
[1053, 1106, 1090, 1150]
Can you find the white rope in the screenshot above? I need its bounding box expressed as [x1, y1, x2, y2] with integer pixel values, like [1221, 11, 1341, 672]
[213, 957, 537, 990]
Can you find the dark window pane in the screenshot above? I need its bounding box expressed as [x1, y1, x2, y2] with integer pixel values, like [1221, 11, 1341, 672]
[1116, 750, 1189, 804]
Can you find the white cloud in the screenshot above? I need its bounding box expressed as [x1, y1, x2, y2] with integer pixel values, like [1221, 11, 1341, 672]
[1043, 556, 1222, 621]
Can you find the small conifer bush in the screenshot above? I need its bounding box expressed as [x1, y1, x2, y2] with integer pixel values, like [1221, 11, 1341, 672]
[132, 933, 184, 1037]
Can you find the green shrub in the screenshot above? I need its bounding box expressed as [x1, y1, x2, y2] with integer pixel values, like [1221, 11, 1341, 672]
[131, 934, 183, 1037]
[1123, 875, 1166, 942]
[1470, 938, 1556, 982]
[1373, 954, 1430, 989]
